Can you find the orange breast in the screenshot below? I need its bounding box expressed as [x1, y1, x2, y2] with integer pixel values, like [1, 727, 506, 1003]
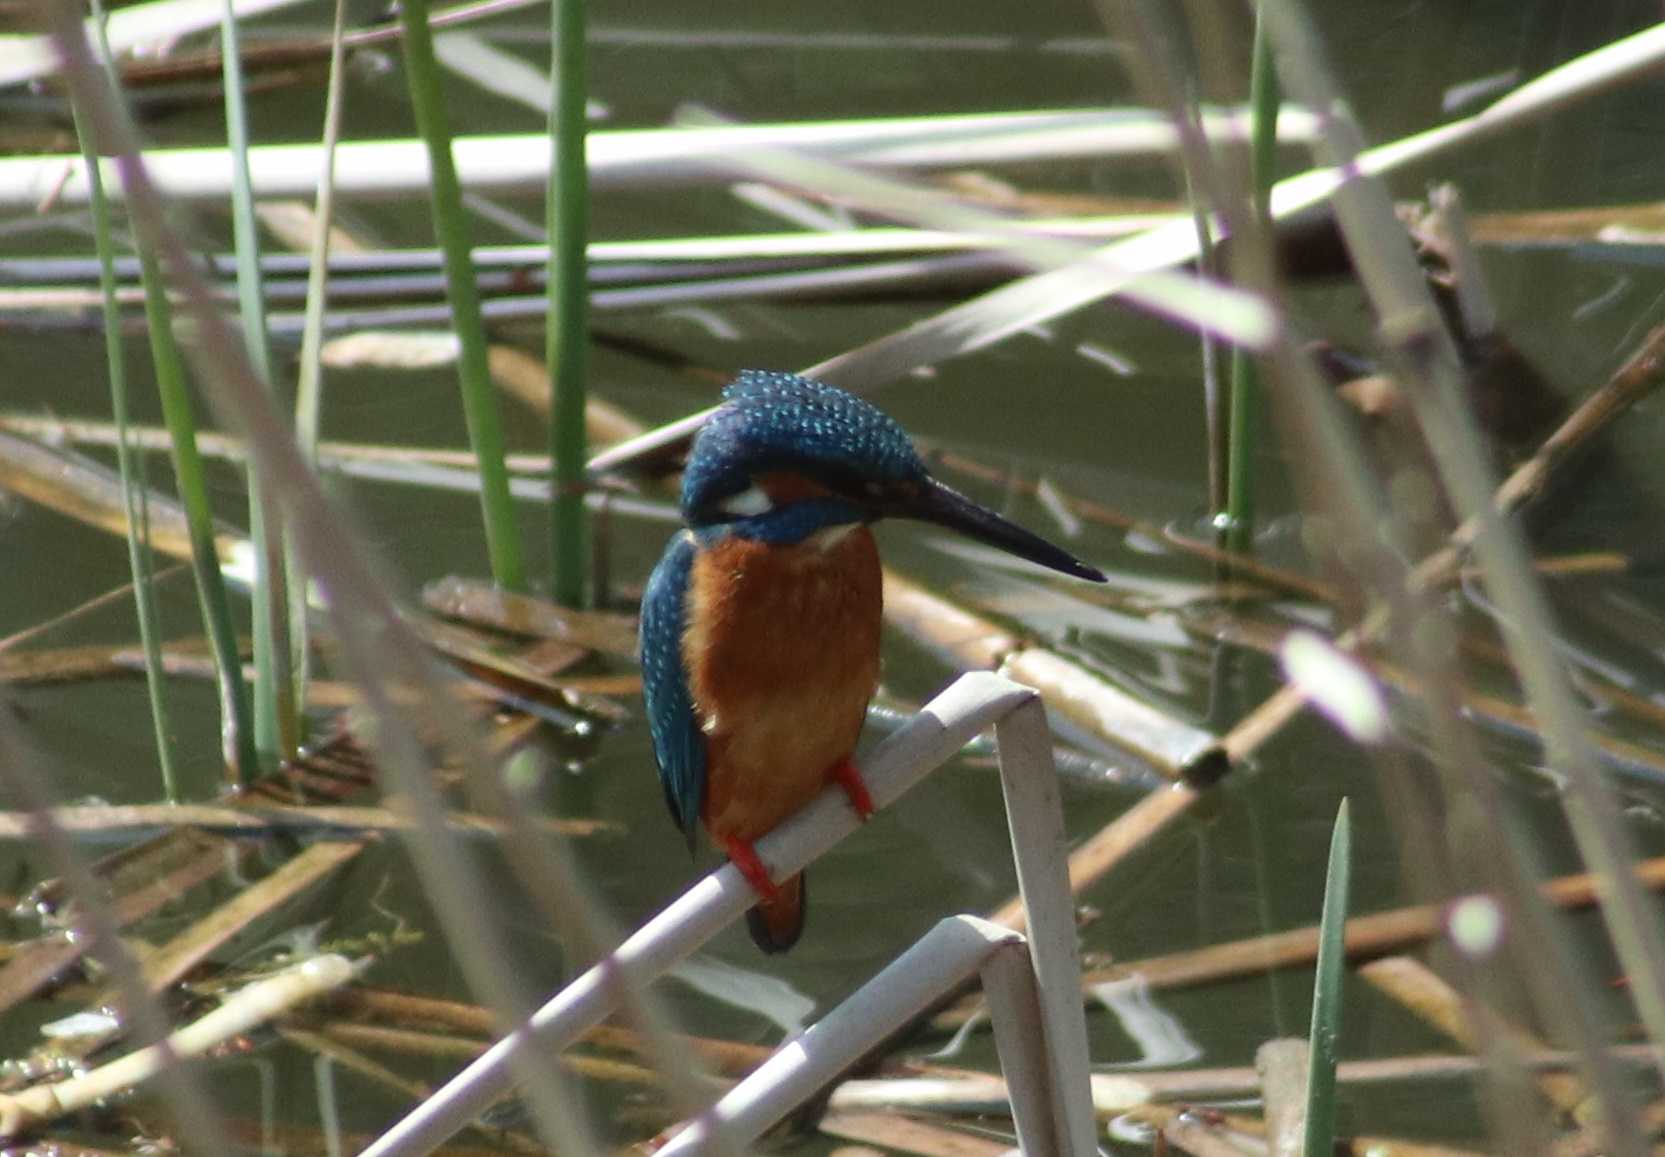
[684, 524, 883, 843]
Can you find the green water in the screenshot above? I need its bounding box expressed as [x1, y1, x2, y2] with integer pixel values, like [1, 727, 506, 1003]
[4, 0, 1665, 1151]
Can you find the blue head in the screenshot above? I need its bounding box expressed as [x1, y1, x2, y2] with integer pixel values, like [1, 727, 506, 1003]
[682, 371, 924, 526]
[681, 371, 1105, 581]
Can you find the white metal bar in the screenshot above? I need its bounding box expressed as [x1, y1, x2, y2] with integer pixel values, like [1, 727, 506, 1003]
[359, 672, 1037, 1157]
[658, 917, 1031, 1156]
[995, 699, 1099, 1156]
[979, 932, 1061, 1157]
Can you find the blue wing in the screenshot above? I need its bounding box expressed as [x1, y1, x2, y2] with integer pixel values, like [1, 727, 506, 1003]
[639, 530, 705, 851]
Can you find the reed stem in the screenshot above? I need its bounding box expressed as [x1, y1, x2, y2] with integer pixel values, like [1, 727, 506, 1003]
[547, 0, 589, 606]
[399, 0, 526, 590]
[290, 0, 352, 732]
[135, 243, 255, 783]
[220, 0, 294, 769]
[1223, 2, 1279, 553]
[72, 0, 179, 804]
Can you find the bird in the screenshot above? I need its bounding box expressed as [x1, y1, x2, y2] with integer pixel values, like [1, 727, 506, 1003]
[639, 371, 1106, 953]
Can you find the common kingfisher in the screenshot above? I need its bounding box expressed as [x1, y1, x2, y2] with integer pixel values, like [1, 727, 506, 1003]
[640, 371, 1105, 953]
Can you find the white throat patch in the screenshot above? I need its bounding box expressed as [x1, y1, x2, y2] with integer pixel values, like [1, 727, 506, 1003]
[719, 486, 773, 519]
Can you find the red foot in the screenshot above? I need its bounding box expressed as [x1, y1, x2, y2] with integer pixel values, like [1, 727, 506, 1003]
[829, 757, 876, 821]
[723, 836, 781, 903]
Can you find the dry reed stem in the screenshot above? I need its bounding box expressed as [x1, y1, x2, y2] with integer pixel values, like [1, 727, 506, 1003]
[0, 1141, 131, 1157]
[986, 783, 1198, 931]
[1360, 956, 1588, 1117]
[422, 576, 640, 656]
[0, 736, 378, 1020]
[137, 840, 365, 996]
[0, 639, 228, 686]
[408, 617, 628, 721]
[1161, 1121, 1261, 1157]
[14, 633, 630, 713]
[0, 413, 559, 475]
[283, 1025, 434, 1101]
[0, 428, 634, 712]
[278, 1027, 550, 1155]
[0, 564, 188, 656]
[0, 804, 603, 841]
[0, 430, 242, 566]
[883, 571, 1226, 786]
[1256, 1038, 1310, 1157]
[944, 854, 1665, 1028]
[338, 986, 777, 1078]
[838, 1046, 1663, 1114]
[1089, 854, 1665, 989]
[0, 955, 356, 1139]
[311, 1021, 486, 1061]
[484, 344, 645, 445]
[309, 1021, 685, 1091]
[980, 322, 1665, 936]
[0, 832, 229, 1015]
[933, 448, 1335, 603]
[819, 1110, 1013, 1157]
[1190, 612, 1665, 781]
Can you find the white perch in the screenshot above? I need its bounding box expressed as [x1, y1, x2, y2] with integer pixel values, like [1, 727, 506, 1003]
[657, 917, 1056, 1156]
[360, 672, 1097, 1157]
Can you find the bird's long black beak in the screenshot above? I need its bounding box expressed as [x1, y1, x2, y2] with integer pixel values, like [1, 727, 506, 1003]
[887, 476, 1106, 582]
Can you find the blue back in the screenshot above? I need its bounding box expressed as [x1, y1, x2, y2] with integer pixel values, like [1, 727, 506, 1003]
[639, 530, 704, 849]
[681, 371, 926, 525]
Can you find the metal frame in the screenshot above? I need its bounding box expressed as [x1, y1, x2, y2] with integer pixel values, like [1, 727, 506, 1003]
[361, 672, 1096, 1157]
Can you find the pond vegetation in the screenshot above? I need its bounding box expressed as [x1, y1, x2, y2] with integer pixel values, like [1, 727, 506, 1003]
[2, 1, 1665, 1154]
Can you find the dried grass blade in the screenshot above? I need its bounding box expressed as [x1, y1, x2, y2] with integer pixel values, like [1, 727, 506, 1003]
[674, 106, 1278, 352]
[421, 576, 638, 655]
[137, 840, 364, 994]
[588, 28, 1665, 477]
[0, 804, 616, 838]
[0, 0, 308, 87]
[0, 955, 356, 1140]
[0, 837, 227, 1014]
[0, 430, 240, 566]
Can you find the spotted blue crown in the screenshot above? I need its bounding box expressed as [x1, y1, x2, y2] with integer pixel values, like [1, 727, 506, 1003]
[680, 371, 927, 525]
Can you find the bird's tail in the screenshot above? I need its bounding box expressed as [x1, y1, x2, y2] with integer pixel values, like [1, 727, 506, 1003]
[746, 872, 806, 954]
